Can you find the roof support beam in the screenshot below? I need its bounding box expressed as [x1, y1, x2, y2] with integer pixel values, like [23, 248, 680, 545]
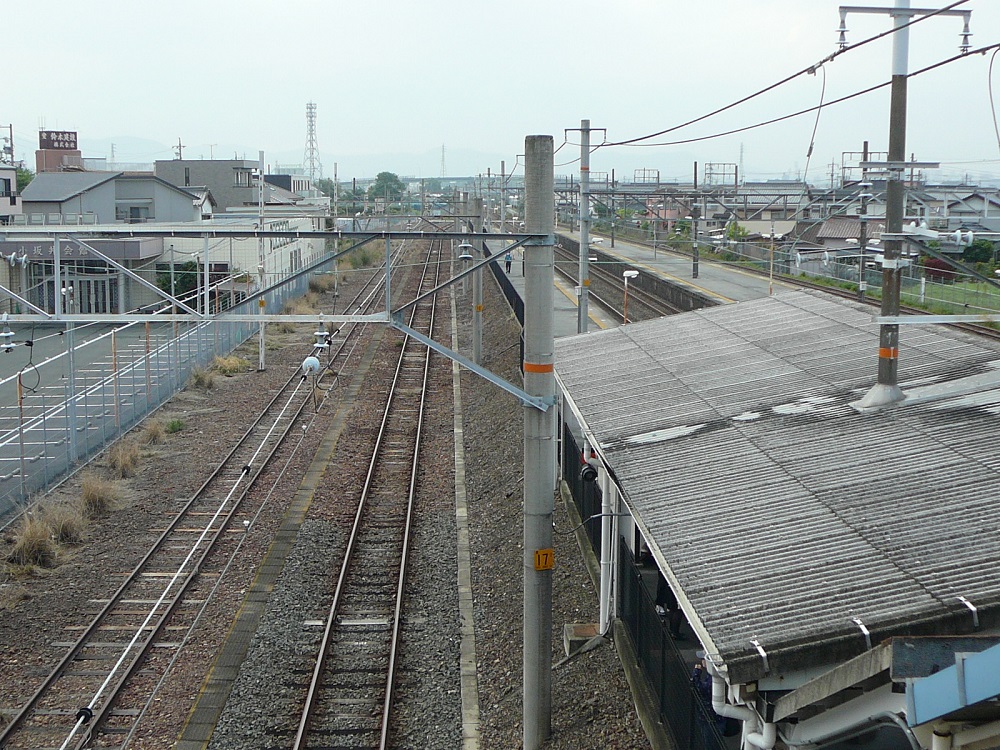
[773, 644, 892, 722]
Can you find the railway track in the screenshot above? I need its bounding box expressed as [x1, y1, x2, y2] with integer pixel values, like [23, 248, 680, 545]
[566, 230, 1000, 340]
[0, 248, 406, 750]
[290, 240, 442, 750]
[553, 243, 679, 323]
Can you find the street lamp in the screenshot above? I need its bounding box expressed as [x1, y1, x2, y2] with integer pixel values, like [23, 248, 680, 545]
[622, 269, 638, 324]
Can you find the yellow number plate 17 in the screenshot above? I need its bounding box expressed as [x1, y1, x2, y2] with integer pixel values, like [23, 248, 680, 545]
[534, 548, 554, 571]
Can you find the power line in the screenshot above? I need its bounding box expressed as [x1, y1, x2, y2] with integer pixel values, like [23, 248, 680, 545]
[602, 0, 972, 148]
[598, 41, 1000, 150]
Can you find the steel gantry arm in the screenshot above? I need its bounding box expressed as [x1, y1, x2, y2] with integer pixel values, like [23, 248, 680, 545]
[389, 312, 552, 412]
[388, 235, 550, 410]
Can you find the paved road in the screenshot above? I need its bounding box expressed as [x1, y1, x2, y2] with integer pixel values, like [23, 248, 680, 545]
[561, 229, 797, 305]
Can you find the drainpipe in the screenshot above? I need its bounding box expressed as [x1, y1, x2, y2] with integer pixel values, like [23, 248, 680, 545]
[598, 462, 613, 634]
[706, 660, 777, 750]
[932, 723, 952, 750]
[747, 722, 778, 750]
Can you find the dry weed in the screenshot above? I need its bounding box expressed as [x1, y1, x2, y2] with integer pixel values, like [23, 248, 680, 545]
[81, 471, 119, 515]
[141, 420, 166, 445]
[6, 515, 56, 568]
[44, 503, 87, 545]
[188, 366, 215, 390]
[108, 441, 140, 479]
[212, 355, 249, 376]
[0, 582, 30, 610]
[308, 274, 336, 294]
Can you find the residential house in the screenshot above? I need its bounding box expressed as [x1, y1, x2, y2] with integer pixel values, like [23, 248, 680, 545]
[18, 172, 204, 225]
[0, 164, 22, 225]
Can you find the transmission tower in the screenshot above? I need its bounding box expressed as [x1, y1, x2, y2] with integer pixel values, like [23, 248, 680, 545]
[441, 145, 446, 178]
[304, 102, 323, 180]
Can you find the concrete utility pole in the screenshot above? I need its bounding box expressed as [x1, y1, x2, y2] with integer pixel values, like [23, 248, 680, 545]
[257, 150, 267, 371]
[874, 0, 908, 404]
[578, 119, 591, 334]
[843, 0, 971, 407]
[692, 161, 700, 279]
[858, 141, 870, 303]
[473, 196, 484, 365]
[58, 237, 79, 464]
[523, 135, 555, 750]
[333, 162, 339, 218]
[500, 160, 506, 235]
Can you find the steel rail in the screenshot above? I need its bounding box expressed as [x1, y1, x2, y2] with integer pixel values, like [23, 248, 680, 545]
[0, 248, 406, 749]
[562, 231, 1000, 340]
[293, 239, 439, 750]
[0, 356, 317, 749]
[379, 240, 441, 749]
[553, 243, 680, 322]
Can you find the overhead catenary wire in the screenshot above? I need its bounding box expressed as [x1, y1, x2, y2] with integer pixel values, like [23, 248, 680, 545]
[990, 48, 1000, 155]
[601, 0, 972, 148]
[801, 65, 828, 184]
[598, 41, 1000, 150]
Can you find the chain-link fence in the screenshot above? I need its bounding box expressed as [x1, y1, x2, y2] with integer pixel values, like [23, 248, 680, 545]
[0, 265, 316, 525]
[584, 220, 1000, 317]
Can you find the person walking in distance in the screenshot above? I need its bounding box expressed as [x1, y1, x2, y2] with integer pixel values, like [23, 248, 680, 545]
[504, 251, 513, 273]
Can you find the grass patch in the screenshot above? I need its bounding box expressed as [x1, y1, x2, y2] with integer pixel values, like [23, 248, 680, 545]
[44, 503, 87, 545]
[81, 471, 119, 516]
[107, 441, 140, 479]
[349, 248, 373, 269]
[7, 515, 56, 568]
[309, 274, 336, 294]
[284, 292, 320, 316]
[188, 366, 215, 391]
[165, 418, 185, 434]
[141, 420, 166, 445]
[212, 354, 250, 376]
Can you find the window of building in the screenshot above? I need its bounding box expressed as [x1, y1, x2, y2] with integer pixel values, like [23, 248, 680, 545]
[234, 170, 251, 187]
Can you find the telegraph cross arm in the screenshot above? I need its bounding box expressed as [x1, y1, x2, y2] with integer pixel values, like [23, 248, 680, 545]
[859, 160, 940, 174]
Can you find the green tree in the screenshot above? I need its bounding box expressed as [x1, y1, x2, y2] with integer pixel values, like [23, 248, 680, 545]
[156, 261, 200, 301]
[963, 238, 995, 265]
[726, 222, 749, 241]
[368, 171, 405, 200]
[16, 167, 33, 193]
[314, 177, 336, 197]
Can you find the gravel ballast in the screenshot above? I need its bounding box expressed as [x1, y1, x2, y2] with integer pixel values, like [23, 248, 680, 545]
[0, 262, 651, 749]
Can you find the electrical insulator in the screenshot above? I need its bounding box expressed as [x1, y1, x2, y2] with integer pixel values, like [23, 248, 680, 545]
[301, 356, 321, 376]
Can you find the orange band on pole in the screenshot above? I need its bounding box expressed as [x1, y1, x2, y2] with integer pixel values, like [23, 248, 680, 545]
[878, 347, 898, 359]
[523, 362, 554, 373]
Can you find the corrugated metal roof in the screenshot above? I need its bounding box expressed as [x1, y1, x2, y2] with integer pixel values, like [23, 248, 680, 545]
[20, 171, 121, 202]
[817, 217, 862, 240]
[555, 291, 1000, 683]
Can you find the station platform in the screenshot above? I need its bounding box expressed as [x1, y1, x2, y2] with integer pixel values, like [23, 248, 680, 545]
[489, 228, 799, 338]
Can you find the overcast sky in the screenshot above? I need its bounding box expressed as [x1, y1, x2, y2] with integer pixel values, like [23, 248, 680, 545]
[7, 0, 1000, 184]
